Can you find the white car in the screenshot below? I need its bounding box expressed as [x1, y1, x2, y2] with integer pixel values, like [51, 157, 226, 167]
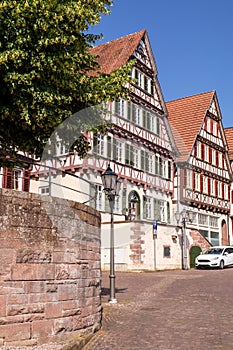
[195, 246, 233, 269]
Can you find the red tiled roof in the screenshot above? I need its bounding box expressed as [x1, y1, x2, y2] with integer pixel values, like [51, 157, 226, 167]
[166, 91, 215, 162]
[90, 29, 146, 74]
[224, 127, 233, 161]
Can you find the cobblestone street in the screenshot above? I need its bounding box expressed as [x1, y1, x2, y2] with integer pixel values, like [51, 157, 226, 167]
[84, 268, 233, 350]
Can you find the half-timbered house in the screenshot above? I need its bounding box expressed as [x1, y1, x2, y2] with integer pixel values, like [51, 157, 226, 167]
[31, 30, 181, 270]
[167, 91, 232, 260]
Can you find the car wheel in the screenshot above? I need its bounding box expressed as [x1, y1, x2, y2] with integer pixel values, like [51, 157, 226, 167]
[219, 260, 224, 269]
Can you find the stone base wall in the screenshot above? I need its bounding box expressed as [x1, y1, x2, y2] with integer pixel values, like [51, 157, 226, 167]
[0, 189, 101, 348]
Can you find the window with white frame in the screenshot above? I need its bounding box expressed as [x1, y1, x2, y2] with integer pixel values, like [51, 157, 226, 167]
[195, 173, 200, 191]
[114, 139, 124, 163]
[160, 201, 166, 222]
[125, 144, 140, 168]
[210, 179, 214, 195]
[143, 196, 152, 219]
[39, 186, 50, 195]
[225, 184, 229, 200]
[155, 116, 160, 136]
[95, 184, 104, 211]
[115, 99, 125, 117]
[213, 121, 217, 136]
[186, 169, 192, 188]
[207, 118, 211, 133]
[198, 214, 208, 226]
[203, 176, 208, 193]
[56, 141, 69, 156]
[212, 149, 216, 165]
[218, 181, 222, 198]
[148, 153, 154, 173]
[204, 145, 209, 162]
[209, 216, 218, 228]
[93, 133, 105, 156]
[12, 169, 23, 190]
[218, 153, 223, 168]
[196, 141, 201, 159]
[133, 105, 141, 125]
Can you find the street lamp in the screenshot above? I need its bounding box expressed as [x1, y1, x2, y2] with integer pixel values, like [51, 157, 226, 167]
[101, 163, 121, 303]
[175, 209, 194, 270]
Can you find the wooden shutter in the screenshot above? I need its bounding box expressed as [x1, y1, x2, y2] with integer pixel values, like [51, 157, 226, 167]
[200, 174, 203, 193]
[201, 143, 204, 160]
[209, 148, 212, 163]
[22, 170, 30, 192]
[193, 143, 197, 157]
[192, 172, 196, 190]
[3, 168, 12, 189]
[216, 151, 219, 167]
[215, 180, 218, 197]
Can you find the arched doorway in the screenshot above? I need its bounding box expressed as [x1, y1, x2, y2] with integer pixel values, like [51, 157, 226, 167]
[189, 246, 202, 268]
[128, 191, 140, 221]
[221, 220, 229, 245]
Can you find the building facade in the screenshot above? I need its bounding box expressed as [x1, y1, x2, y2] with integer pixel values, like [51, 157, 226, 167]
[167, 92, 232, 257]
[29, 30, 233, 270]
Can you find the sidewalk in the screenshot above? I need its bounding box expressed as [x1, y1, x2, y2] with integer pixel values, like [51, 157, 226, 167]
[84, 269, 233, 350]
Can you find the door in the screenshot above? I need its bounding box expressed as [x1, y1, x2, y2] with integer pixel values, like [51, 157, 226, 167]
[189, 246, 202, 268]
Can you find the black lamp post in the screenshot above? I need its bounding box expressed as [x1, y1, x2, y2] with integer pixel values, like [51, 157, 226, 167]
[101, 164, 121, 303]
[175, 209, 194, 270]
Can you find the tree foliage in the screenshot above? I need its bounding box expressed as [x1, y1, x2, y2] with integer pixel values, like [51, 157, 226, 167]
[0, 0, 132, 162]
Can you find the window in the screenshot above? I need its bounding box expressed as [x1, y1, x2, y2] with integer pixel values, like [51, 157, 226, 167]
[218, 181, 222, 198]
[143, 196, 152, 219]
[133, 105, 141, 124]
[39, 186, 49, 195]
[164, 246, 171, 258]
[93, 133, 105, 156]
[125, 144, 140, 168]
[56, 142, 69, 156]
[12, 169, 22, 190]
[209, 216, 218, 228]
[128, 191, 140, 221]
[218, 153, 223, 168]
[203, 176, 208, 193]
[115, 99, 125, 117]
[95, 184, 104, 211]
[186, 169, 192, 188]
[210, 231, 219, 246]
[114, 139, 124, 163]
[198, 214, 208, 226]
[195, 173, 200, 191]
[204, 145, 209, 162]
[212, 149, 216, 165]
[160, 201, 166, 222]
[210, 179, 214, 196]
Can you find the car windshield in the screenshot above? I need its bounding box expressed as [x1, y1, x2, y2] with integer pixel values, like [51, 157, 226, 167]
[203, 248, 223, 255]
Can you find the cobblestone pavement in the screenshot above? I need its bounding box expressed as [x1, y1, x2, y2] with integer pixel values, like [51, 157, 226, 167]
[84, 268, 233, 350]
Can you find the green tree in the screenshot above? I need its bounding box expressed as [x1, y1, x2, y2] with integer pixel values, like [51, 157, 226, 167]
[0, 0, 132, 162]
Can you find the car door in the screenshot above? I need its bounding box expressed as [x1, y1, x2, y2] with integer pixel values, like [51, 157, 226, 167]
[228, 248, 233, 265]
[223, 248, 233, 266]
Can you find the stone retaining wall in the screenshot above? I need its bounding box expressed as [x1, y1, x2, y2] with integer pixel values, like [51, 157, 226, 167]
[0, 188, 101, 348]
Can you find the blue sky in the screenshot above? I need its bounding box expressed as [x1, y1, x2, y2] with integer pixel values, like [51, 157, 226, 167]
[90, 0, 233, 128]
